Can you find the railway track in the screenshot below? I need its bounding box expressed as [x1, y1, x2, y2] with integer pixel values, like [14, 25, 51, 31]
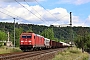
[0, 48, 67, 60]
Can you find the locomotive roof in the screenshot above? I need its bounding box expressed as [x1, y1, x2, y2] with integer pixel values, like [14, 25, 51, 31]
[21, 32, 35, 35]
[36, 34, 44, 37]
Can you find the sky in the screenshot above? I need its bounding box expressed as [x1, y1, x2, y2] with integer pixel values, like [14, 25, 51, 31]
[0, 0, 90, 27]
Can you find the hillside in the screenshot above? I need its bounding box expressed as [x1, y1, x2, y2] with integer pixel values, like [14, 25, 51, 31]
[0, 22, 90, 45]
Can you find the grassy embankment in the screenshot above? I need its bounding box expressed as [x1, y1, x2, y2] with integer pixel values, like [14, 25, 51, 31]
[52, 47, 89, 60]
[0, 46, 89, 60]
[0, 46, 22, 54]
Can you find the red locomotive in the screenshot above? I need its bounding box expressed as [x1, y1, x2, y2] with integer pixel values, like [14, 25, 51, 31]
[20, 32, 70, 51]
[20, 32, 45, 51]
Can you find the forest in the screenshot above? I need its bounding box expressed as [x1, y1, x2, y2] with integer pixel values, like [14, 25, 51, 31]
[0, 22, 90, 52]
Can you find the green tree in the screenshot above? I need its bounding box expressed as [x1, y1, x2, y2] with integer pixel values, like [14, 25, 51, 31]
[41, 28, 54, 40]
[0, 30, 7, 46]
[0, 30, 7, 41]
[86, 34, 90, 48]
[15, 27, 23, 47]
[87, 40, 90, 48]
[74, 28, 89, 53]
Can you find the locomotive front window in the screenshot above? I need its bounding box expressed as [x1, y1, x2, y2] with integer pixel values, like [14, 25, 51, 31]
[22, 35, 31, 38]
[27, 36, 31, 38]
[22, 36, 26, 38]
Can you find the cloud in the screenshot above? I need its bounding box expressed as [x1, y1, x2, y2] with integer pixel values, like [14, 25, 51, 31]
[74, 0, 90, 5]
[87, 15, 90, 21]
[58, 0, 90, 5]
[83, 15, 90, 27]
[0, 4, 86, 26]
[0, 4, 49, 25]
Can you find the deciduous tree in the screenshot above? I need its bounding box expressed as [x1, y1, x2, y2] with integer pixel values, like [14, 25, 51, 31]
[41, 28, 54, 40]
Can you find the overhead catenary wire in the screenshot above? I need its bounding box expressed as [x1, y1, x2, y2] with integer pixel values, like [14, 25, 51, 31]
[24, 0, 50, 24]
[0, 10, 15, 19]
[34, 0, 69, 25]
[82, 19, 89, 27]
[34, 0, 60, 21]
[50, 14, 69, 25]
[0, 6, 32, 23]
[15, 0, 48, 25]
[0, 10, 19, 24]
[0, 6, 19, 18]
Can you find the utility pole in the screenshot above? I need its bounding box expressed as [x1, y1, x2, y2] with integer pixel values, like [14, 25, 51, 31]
[70, 12, 73, 45]
[14, 18, 15, 47]
[70, 12, 72, 27]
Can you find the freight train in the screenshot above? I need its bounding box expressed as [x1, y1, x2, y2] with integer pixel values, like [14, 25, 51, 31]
[20, 32, 70, 51]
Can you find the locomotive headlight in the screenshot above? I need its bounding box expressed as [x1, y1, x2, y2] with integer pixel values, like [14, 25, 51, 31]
[21, 41, 24, 42]
[28, 41, 31, 42]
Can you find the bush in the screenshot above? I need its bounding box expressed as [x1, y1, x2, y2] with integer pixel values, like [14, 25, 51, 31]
[52, 47, 89, 60]
[0, 42, 3, 47]
[69, 50, 81, 54]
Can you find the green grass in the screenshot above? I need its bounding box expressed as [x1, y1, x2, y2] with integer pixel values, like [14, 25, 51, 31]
[52, 47, 89, 60]
[0, 46, 22, 54]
